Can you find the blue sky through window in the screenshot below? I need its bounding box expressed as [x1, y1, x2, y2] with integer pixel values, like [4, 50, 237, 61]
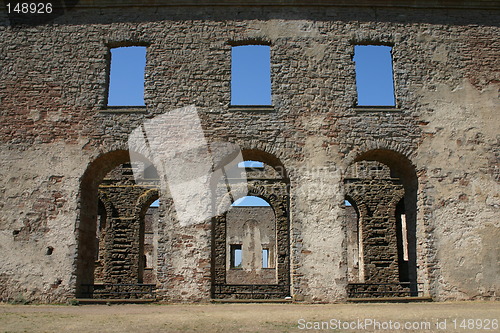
[109, 45, 393, 107]
[354, 45, 395, 106]
[233, 247, 242, 268]
[238, 160, 264, 168]
[262, 249, 269, 268]
[231, 45, 271, 105]
[108, 46, 146, 106]
[232, 196, 270, 207]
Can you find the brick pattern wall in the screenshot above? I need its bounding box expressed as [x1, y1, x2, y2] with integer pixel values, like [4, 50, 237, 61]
[0, 4, 498, 302]
[97, 163, 158, 286]
[345, 161, 410, 297]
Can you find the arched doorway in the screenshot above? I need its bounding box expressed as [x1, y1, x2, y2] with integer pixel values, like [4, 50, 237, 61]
[212, 151, 290, 299]
[344, 197, 362, 283]
[135, 190, 160, 285]
[75, 150, 159, 299]
[344, 150, 419, 298]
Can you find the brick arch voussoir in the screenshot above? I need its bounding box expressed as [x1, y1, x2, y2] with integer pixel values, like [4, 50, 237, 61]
[134, 188, 160, 219]
[238, 142, 289, 178]
[345, 190, 369, 218]
[341, 140, 416, 174]
[97, 190, 115, 219]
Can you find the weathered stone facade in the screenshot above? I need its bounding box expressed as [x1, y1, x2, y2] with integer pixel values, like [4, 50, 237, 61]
[0, 1, 498, 303]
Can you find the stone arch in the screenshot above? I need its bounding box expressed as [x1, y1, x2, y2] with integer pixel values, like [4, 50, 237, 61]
[134, 189, 160, 284]
[352, 150, 418, 284]
[240, 144, 289, 175]
[343, 140, 416, 173]
[344, 149, 419, 297]
[241, 148, 289, 180]
[211, 149, 290, 299]
[75, 149, 160, 297]
[212, 146, 289, 215]
[135, 189, 160, 218]
[212, 144, 288, 174]
[345, 193, 366, 221]
[353, 149, 418, 190]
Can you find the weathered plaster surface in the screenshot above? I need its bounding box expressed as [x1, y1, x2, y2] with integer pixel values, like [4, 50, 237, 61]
[0, 142, 89, 302]
[417, 81, 499, 300]
[0, 2, 498, 303]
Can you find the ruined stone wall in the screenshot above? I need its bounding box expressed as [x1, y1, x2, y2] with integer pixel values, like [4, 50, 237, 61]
[97, 163, 155, 284]
[345, 161, 405, 284]
[0, 2, 498, 302]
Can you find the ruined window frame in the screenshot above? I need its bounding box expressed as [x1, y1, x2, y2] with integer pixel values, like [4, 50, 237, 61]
[102, 43, 149, 113]
[229, 41, 274, 110]
[230, 244, 243, 269]
[352, 43, 399, 110]
[262, 248, 270, 269]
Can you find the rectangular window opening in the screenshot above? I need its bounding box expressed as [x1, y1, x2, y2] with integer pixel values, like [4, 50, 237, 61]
[354, 45, 395, 106]
[231, 45, 271, 106]
[107, 46, 146, 107]
[230, 244, 242, 269]
[262, 248, 270, 268]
